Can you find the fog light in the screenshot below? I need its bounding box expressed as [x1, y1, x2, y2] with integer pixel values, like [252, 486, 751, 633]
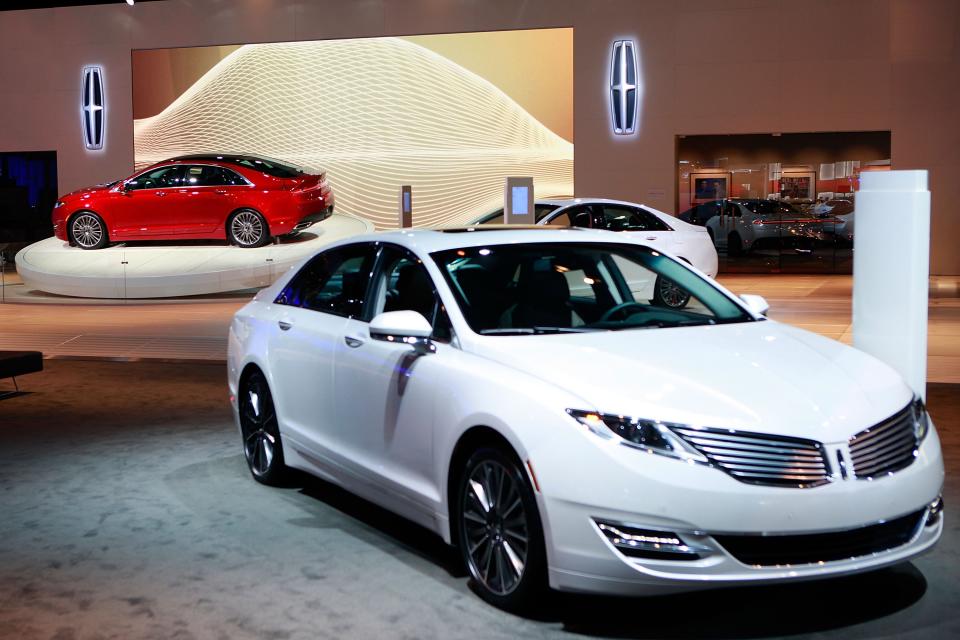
[595, 520, 700, 561]
[926, 496, 943, 527]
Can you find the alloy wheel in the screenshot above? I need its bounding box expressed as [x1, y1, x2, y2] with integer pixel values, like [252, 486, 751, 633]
[231, 211, 265, 247]
[240, 376, 278, 477]
[461, 459, 530, 596]
[657, 276, 690, 309]
[71, 214, 104, 248]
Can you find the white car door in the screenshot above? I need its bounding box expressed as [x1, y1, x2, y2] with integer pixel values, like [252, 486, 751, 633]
[269, 242, 377, 460]
[330, 244, 451, 521]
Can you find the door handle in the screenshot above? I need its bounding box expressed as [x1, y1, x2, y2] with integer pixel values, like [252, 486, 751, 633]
[278, 320, 292, 331]
[155, 191, 167, 197]
[344, 335, 365, 348]
[645, 236, 657, 241]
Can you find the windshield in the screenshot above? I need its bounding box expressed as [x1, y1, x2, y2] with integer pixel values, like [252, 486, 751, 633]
[431, 242, 753, 335]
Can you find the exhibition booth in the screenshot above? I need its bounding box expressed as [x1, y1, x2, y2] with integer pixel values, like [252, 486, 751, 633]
[0, 1, 958, 638]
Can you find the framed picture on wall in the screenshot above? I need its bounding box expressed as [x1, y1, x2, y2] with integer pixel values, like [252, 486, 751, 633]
[690, 172, 730, 204]
[780, 170, 816, 202]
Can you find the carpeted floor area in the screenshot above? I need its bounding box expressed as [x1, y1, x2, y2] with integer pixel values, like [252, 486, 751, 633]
[0, 361, 957, 639]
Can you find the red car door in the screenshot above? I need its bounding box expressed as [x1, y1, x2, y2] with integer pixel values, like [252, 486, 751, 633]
[178, 164, 247, 235]
[109, 165, 185, 239]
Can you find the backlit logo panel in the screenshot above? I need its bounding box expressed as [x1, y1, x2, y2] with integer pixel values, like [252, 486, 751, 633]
[610, 40, 637, 135]
[81, 66, 105, 150]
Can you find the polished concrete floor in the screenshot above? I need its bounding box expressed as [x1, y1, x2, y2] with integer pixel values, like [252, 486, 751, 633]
[0, 273, 957, 382]
[0, 360, 958, 639]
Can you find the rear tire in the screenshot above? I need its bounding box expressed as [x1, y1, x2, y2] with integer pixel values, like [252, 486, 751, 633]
[653, 274, 691, 309]
[238, 370, 288, 485]
[456, 447, 546, 613]
[69, 211, 109, 250]
[228, 209, 270, 248]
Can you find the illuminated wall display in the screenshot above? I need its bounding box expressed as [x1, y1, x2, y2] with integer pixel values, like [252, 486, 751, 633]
[81, 65, 105, 150]
[132, 30, 573, 229]
[609, 40, 638, 135]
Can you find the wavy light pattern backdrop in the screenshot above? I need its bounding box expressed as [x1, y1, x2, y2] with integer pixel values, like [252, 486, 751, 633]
[133, 32, 573, 229]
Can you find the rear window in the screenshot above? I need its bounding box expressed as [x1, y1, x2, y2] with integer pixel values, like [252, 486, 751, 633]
[230, 157, 303, 178]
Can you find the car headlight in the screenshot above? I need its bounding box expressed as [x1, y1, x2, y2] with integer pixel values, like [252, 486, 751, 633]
[567, 409, 707, 463]
[911, 395, 929, 442]
[54, 200, 65, 208]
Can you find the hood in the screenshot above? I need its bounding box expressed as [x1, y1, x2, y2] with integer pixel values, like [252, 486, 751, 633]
[62, 181, 118, 199]
[475, 321, 912, 443]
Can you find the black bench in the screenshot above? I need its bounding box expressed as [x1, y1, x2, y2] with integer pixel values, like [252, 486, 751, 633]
[0, 351, 42, 398]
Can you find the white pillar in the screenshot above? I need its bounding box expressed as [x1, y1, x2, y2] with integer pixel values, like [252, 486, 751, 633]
[852, 170, 930, 400]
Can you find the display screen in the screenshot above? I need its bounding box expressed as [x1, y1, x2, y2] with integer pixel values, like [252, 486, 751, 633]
[511, 186, 530, 216]
[132, 29, 573, 229]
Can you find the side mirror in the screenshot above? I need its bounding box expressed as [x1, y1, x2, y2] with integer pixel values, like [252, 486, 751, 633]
[370, 310, 436, 355]
[740, 294, 769, 316]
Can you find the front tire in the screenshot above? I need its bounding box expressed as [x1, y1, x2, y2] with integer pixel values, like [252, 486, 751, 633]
[238, 370, 287, 485]
[228, 209, 270, 248]
[69, 212, 109, 250]
[456, 447, 546, 612]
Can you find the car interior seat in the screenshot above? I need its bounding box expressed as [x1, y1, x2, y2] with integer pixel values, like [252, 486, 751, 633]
[507, 269, 581, 329]
[388, 263, 436, 320]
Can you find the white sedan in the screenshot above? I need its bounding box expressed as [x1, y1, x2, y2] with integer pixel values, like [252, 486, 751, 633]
[476, 198, 718, 308]
[228, 227, 943, 611]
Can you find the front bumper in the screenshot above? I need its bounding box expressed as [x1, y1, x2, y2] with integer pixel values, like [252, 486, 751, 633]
[535, 427, 944, 595]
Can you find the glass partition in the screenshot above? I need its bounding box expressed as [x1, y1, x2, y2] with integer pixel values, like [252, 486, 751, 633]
[677, 132, 890, 274]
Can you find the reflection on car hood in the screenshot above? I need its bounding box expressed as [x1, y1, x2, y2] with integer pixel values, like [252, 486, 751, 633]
[477, 321, 911, 442]
[63, 183, 115, 199]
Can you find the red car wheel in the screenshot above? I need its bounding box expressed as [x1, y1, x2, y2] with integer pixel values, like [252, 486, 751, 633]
[69, 212, 109, 250]
[228, 209, 270, 248]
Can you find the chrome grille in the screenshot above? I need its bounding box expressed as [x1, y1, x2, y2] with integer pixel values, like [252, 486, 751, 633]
[672, 427, 830, 488]
[849, 404, 919, 479]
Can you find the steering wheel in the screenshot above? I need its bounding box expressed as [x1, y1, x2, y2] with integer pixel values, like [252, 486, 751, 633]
[599, 301, 650, 323]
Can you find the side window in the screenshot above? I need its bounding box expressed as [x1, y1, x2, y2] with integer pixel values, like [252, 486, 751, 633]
[371, 245, 451, 343]
[275, 244, 376, 318]
[216, 167, 249, 186]
[600, 205, 671, 231]
[182, 165, 247, 187]
[633, 207, 671, 231]
[545, 210, 572, 227]
[126, 166, 184, 191]
[566, 206, 594, 228]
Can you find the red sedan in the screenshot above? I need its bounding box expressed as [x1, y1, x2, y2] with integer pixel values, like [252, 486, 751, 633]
[52, 154, 334, 249]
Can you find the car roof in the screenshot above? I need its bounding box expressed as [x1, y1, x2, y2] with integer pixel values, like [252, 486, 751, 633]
[327, 226, 644, 254]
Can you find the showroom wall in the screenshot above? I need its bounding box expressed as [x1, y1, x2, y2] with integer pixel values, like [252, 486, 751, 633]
[0, 0, 958, 274]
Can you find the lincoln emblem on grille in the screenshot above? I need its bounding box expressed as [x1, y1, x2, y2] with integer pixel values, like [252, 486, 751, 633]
[609, 40, 638, 135]
[81, 65, 105, 150]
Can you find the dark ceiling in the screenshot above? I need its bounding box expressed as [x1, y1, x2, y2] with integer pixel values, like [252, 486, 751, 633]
[1, 0, 167, 10]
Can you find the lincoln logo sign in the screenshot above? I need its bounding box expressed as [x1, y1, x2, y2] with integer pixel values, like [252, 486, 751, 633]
[81, 65, 105, 150]
[609, 40, 637, 135]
